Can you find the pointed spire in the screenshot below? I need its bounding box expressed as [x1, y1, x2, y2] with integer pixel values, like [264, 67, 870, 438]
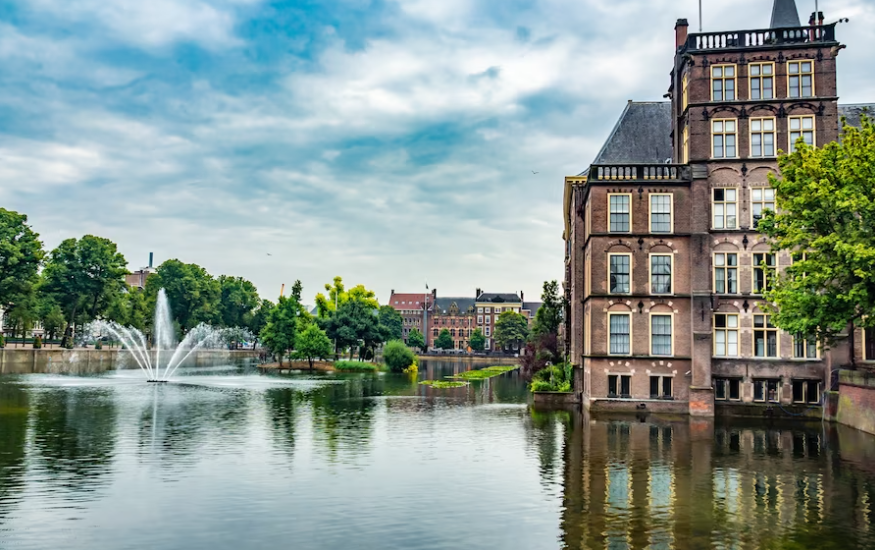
[771, 0, 801, 28]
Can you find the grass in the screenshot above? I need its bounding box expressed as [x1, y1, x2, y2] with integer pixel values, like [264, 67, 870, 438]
[420, 380, 468, 389]
[333, 361, 380, 373]
[452, 365, 518, 381]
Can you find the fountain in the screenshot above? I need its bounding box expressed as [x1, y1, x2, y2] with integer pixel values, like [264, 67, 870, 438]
[86, 289, 227, 382]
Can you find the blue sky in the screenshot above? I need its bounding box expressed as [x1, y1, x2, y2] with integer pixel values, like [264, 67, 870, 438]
[1, 0, 873, 304]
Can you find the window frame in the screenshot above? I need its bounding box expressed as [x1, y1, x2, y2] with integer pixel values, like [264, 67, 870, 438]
[749, 117, 776, 158]
[713, 252, 739, 295]
[608, 253, 632, 295]
[649, 375, 674, 400]
[710, 64, 737, 101]
[793, 335, 819, 360]
[608, 312, 632, 356]
[787, 60, 815, 99]
[753, 378, 781, 403]
[712, 188, 738, 230]
[792, 379, 822, 404]
[713, 313, 740, 357]
[788, 115, 816, 152]
[607, 193, 633, 233]
[714, 378, 742, 401]
[608, 373, 633, 399]
[752, 252, 777, 294]
[649, 193, 674, 233]
[649, 253, 674, 295]
[753, 313, 780, 358]
[751, 188, 776, 228]
[866, 328, 875, 362]
[649, 313, 674, 357]
[682, 72, 689, 110]
[749, 62, 775, 100]
[682, 125, 690, 164]
[711, 118, 738, 159]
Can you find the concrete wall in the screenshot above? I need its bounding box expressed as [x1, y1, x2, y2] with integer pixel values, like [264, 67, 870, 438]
[837, 370, 875, 435]
[0, 349, 258, 375]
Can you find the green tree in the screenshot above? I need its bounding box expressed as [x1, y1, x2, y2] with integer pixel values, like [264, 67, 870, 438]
[470, 328, 486, 352]
[383, 339, 415, 372]
[260, 288, 302, 366]
[321, 299, 383, 360]
[495, 311, 529, 351]
[145, 260, 220, 331]
[295, 324, 333, 370]
[42, 235, 128, 331]
[217, 275, 260, 328]
[407, 327, 426, 351]
[247, 299, 274, 348]
[378, 305, 403, 341]
[435, 328, 454, 350]
[759, 115, 875, 351]
[314, 277, 380, 319]
[532, 280, 565, 338]
[38, 298, 67, 342]
[0, 209, 44, 311]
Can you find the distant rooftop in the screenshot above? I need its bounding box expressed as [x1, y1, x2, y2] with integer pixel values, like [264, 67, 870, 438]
[476, 292, 522, 303]
[839, 104, 875, 130]
[771, 0, 801, 29]
[581, 101, 672, 175]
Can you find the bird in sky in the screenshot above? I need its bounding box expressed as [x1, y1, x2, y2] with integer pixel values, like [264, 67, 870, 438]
[266, 253, 272, 256]
[531, 170, 539, 174]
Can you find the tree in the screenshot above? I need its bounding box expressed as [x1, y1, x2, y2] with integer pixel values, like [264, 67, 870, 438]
[38, 297, 67, 342]
[383, 340, 415, 372]
[0, 209, 44, 311]
[470, 328, 486, 352]
[217, 275, 260, 328]
[532, 280, 565, 338]
[247, 299, 274, 348]
[759, 115, 875, 352]
[314, 277, 380, 319]
[42, 236, 128, 331]
[259, 289, 302, 366]
[378, 305, 403, 341]
[494, 311, 529, 351]
[435, 328, 454, 350]
[295, 324, 333, 370]
[322, 299, 383, 360]
[145, 259, 220, 331]
[407, 327, 426, 351]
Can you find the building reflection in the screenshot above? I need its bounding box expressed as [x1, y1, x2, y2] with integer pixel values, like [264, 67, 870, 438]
[558, 410, 875, 550]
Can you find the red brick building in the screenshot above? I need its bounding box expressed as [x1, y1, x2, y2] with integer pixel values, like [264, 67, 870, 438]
[564, 0, 874, 415]
[387, 290, 435, 344]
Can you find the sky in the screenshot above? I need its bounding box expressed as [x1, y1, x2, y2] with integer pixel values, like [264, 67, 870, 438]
[1, 0, 873, 305]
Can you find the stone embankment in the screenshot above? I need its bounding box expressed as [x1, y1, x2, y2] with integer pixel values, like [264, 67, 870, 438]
[0, 348, 258, 375]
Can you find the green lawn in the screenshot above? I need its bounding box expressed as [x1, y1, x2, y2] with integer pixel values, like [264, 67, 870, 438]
[452, 365, 518, 381]
[333, 361, 380, 372]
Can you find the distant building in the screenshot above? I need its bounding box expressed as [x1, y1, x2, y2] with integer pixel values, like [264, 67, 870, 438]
[431, 298, 476, 350]
[387, 290, 435, 344]
[126, 252, 156, 290]
[474, 290, 526, 353]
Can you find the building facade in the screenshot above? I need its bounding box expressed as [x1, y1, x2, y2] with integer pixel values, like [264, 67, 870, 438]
[388, 290, 434, 344]
[564, 0, 874, 415]
[430, 299, 476, 351]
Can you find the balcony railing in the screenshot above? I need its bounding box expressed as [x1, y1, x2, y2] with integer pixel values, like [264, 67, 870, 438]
[685, 23, 836, 52]
[590, 164, 691, 182]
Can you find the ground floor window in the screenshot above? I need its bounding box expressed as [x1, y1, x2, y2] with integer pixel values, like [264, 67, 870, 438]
[794, 336, 818, 359]
[866, 328, 875, 361]
[753, 379, 780, 403]
[715, 378, 741, 401]
[608, 374, 632, 398]
[649, 376, 673, 399]
[792, 380, 821, 404]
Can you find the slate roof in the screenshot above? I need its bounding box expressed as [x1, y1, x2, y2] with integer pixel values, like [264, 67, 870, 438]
[771, 0, 801, 29]
[581, 101, 672, 175]
[476, 292, 522, 303]
[388, 293, 431, 311]
[839, 104, 875, 129]
[433, 297, 476, 315]
[522, 302, 543, 317]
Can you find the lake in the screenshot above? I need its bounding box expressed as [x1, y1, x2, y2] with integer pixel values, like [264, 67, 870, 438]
[1, 361, 874, 549]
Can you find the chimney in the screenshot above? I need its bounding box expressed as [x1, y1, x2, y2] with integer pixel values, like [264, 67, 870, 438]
[148, 252, 153, 269]
[476, 288, 482, 299]
[520, 291, 525, 303]
[675, 18, 689, 50]
[809, 11, 824, 26]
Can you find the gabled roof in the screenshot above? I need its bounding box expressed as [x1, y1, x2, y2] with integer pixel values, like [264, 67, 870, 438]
[433, 297, 476, 315]
[771, 0, 801, 29]
[839, 104, 875, 130]
[388, 293, 431, 311]
[522, 302, 543, 316]
[582, 101, 672, 175]
[476, 292, 522, 303]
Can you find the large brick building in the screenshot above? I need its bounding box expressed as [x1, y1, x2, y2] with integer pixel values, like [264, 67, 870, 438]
[563, 0, 874, 415]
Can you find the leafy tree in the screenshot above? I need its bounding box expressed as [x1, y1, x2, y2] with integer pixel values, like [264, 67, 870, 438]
[383, 340, 415, 372]
[145, 259, 219, 331]
[247, 299, 274, 348]
[314, 277, 379, 318]
[532, 280, 565, 338]
[378, 305, 403, 341]
[469, 328, 486, 352]
[495, 311, 529, 351]
[42, 235, 128, 330]
[407, 327, 426, 351]
[320, 289, 385, 360]
[759, 115, 875, 352]
[0, 209, 44, 311]
[435, 328, 454, 350]
[5, 295, 38, 340]
[217, 275, 260, 328]
[38, 298, 67, 341]
[295, 324, 333, 370]
[259, 289, 302, 366]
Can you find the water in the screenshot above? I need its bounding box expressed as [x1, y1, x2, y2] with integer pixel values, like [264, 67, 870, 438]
[1, 361, 874, 550]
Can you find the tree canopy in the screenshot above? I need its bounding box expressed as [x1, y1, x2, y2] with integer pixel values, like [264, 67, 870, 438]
[295, 323, 333, 370]
[260, 287, 302, 366]
[760, 115, 875, 348]
[378, 305, 403, 341]
[435, 328, 454, 350]
[407, 327, 426, 351]
[495, 311, 529, 351]
[314, 277, 380, 319]
[469, 328, 486, 352]
[0, 209, 44, 310]
[532, 280, 565, 338]
[145, 260, 220, 331]
[217, 275, 261, 329]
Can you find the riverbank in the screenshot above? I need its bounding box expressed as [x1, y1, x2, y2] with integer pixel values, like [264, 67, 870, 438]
[0, 348, 258, 375]
[416, 355, 519, 366]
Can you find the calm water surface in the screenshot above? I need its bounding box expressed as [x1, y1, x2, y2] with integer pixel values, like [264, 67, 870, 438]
[0, 361, 874, 550]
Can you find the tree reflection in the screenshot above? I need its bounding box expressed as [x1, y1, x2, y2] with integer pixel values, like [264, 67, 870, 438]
[0, 383, 29, 519]
[309, 376, 378, 464]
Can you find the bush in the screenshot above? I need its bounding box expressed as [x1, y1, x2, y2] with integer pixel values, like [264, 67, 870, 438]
[334, 361, 378, 373]
[383, 340, 415, 373]
[530, 363, 573, 393]
[0, 334, 5, 348]
[33, 336, 42, 349]
[95, 340, 103, 350]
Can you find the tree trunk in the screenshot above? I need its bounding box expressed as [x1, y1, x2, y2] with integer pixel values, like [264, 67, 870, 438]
[308, 357, 313, 371]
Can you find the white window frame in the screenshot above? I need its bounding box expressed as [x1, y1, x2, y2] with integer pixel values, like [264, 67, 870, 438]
[711, 64, 737, 101]
[607, 373, 632, 398]
[649, 254, 673, 295]
[754, 314, 780, 358]
[712, 119, 738, 159]
[713, 253, 738, 295]
[607, 193, 632, 233]
[649, 313, 673, 357]
[789, 115, 816, 152]
[608, 253, 632, 294]
[713, 313, 740, 357]
[608, 312, 632, 356]
[752, 252, 776, 294]
[751, 188, 776, 228]
[750, 117, 776, 158]
[787, 60, 814, 99]
[649, 194, 673, 233]
[649, 375, 674, 399]
[712, 188, 738, 230]
[793, 335, 819, 360]
[749, 62, 775, 100]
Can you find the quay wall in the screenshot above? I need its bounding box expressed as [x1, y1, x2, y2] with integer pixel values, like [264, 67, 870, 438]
[0, 349, 258, 375]
[837, 370, 875, 436]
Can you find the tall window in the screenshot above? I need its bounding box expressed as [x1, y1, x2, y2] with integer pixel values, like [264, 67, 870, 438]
[682, 72, 689, 110]
[714, 253, 738, 294]
[609, 313, 631, 355]
[609, 194, 631, 232]
[609, 254, 631, 294]
[608, 374, 632, 398]
[711, 65, 736, 101]
[714, 314, 739, 357]
[750, 118, 776, 157]
[794, 336, 818, 359]
[650, 194, 672, 233]
[789, 116, 815, 152]
[651, 315, 672, 356]
[753, 253, 776, 293]
[712, 119, 737, 158]
[788, 60, 814, 98]
[712, 189, 737, 229]
[650, 376, 673, 399]
[866, 329, 875, 361]
[650, 255, 672, 294]
[682, 125, 689, 163]
[751, 188, 776, 228]
[754, 314, 778, 357]
[749, 62, 774, 100]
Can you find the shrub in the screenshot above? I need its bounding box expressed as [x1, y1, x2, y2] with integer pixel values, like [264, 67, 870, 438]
[530, 363, 573, 393]
[33, 336, 42, 349]
[0, 334, 5, 348]
[95, 340, 103, 350]
[334, 361, 378, 373]
[383, 340, 415, 373]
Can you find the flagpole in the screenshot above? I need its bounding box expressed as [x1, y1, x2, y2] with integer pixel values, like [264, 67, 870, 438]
[699, 0, 702, 32]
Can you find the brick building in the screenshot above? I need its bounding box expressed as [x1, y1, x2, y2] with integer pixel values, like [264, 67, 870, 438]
[431, 298, 476, 350]
[563, 0, 874, 415]
[387, 290, 435, 344]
